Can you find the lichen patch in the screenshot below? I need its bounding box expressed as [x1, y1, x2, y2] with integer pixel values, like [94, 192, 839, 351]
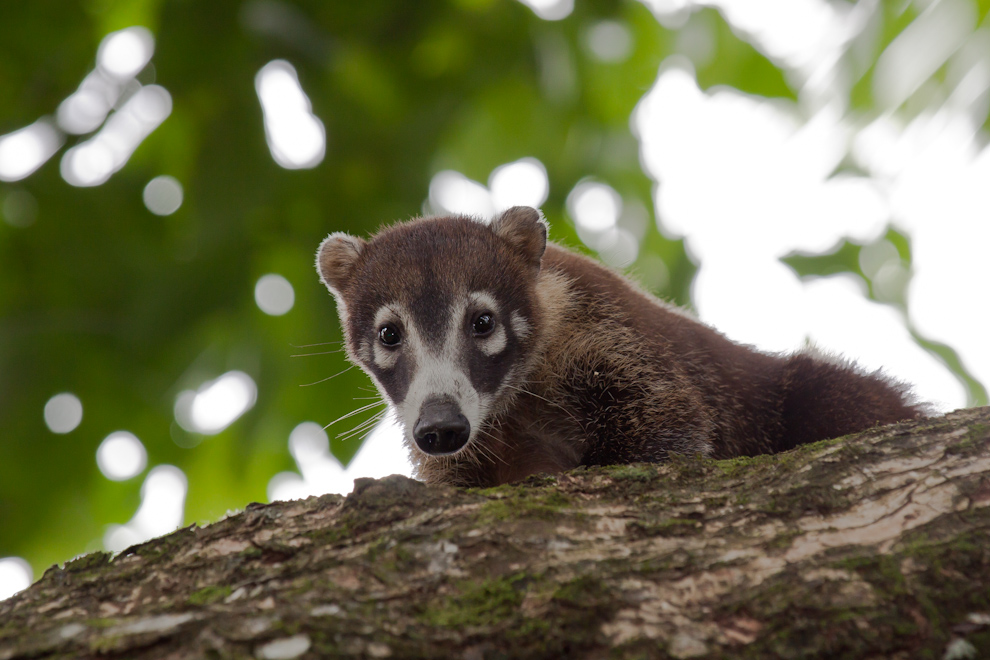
[108, 612, 195, 636]
[200, 537, 252, 557]
[255, 633, 311, 659]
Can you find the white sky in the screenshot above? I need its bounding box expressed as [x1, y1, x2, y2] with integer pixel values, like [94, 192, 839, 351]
[633, 0, 989, 411]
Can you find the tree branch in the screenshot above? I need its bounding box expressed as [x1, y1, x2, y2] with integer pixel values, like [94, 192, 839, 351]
[3, 407, 989, 659]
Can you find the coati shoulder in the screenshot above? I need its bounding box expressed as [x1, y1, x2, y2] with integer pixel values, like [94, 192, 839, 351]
[316, 206, 924, 487]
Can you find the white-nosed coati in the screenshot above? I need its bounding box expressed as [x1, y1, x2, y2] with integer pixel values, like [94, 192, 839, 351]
[316, 206, 923, 487]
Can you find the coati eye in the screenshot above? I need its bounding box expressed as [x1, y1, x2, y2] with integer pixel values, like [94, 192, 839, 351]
[472, 312, 495, 336]
[378, 324, 401, 347]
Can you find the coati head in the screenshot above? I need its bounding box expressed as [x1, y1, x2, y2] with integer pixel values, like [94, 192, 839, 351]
[316, 206, 547, 467]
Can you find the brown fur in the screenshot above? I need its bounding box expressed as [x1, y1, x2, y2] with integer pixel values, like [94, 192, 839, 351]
[317, 207, 924, 487]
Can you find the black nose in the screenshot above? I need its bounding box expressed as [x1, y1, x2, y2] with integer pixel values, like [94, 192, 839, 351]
[413, 398, 471, 455]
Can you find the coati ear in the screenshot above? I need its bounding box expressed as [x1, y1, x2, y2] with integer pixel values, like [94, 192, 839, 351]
[491, 206, 548, 271]
[316, 232, 367, 295]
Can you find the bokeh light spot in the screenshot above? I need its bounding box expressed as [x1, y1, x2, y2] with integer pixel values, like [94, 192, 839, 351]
[97, 27, 155, 80]
[96, 431, 148, 481]
[637, 253, 671, 292]
[61, 85, 172, 187]
[0, 557, 32, 601]
[268, 411, 412, 502]
[143, 175, 183, 215]
[174, 371, 258, 435]
[267, 471, 308, 502]
[872, 262, 910, 304]
[858, 240, 901, 281]
[0, 120, 63, 182]
[255, 274, 295, 316]
[2, 189, 38, 227]
[488, 158, 549, 211]
[288, 421, 330, 469]
[44, 393, 83, 434]
[568, 181, 622, 232]
[255, 60, 326, 169]
[104, 465, 187, 552]
[429, 170, 495, 218]
[585, 20, 633, 63]
[57, 82, 114, 136]
[597, 228, 640, 269]
[516, 0, 573, 21]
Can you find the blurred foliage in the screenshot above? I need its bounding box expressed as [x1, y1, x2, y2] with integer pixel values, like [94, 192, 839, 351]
[0, 0, 986, 579]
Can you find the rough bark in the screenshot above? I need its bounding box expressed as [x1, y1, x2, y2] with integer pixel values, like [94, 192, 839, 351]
[2, 407, 989, 660]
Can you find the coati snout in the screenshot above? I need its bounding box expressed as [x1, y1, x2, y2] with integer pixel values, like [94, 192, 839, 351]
[317, 206, 924, 487]
[413, 397, 470, 455]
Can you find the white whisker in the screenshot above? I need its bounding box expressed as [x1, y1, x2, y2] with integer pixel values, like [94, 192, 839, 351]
[290, 339, 344, 347]
[301, 364, 355, 387]
[323, 399, 388, 429]
[291, 349, 346, 357]
[337, 409, 388, 442]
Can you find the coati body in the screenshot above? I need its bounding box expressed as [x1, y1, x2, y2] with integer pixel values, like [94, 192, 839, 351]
[317, 206, 923, 487]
